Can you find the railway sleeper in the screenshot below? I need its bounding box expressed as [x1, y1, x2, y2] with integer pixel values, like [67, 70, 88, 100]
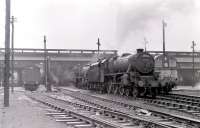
[163, 97, 200, 107]
[45, 109, 92, 126]
[150, 99, 200, 114]
[59, 89, 200, 128]
[168, 95, 200, 103]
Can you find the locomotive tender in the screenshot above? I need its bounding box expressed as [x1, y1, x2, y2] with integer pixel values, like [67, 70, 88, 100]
[75, 49, 175, 98]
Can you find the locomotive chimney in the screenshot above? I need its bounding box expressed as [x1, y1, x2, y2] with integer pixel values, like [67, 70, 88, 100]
[137, 49, 144, 53]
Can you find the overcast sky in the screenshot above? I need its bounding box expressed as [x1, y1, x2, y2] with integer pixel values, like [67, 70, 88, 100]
[0, 0, 200, 54]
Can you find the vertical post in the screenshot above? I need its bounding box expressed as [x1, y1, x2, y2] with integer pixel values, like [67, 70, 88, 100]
[44, 36, 47, 90]
[11, 16, 15, 93]
[4, 0, 11, 107]
[162, 20, 166, 56]
[97, 38, 101, 83]
[44, 36, 51, 92]
[97, 38, 100, 60]
[162, 20, 167, 67]
[97, 38, 100, 52]
[46, 57, 51, 92]
[191, 41, 196, 86]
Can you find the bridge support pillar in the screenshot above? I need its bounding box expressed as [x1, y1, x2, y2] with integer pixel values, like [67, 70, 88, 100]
[17, 69, 23, 86]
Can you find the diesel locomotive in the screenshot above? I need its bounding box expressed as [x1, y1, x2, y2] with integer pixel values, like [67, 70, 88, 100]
[75, 49, 175, 98]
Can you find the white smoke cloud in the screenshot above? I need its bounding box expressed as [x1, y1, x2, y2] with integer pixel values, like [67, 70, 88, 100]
[116, 0, 195, 41]
[1, 0, 199, 54]
[114, 0, 196, 53]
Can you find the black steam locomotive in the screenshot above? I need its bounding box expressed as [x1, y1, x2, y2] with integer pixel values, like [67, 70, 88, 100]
[75, 49, 175, 98]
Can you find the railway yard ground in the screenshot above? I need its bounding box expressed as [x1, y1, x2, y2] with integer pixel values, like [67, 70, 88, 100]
[0, 87, 68, 128]
[1, 85, 200, 128]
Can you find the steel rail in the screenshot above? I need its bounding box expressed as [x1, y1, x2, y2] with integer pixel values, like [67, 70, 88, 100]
[57, 88, 199, 128]
[26, 92, 123, 128]
[141, 93, 200, 117]
[46, 93, 172, 128]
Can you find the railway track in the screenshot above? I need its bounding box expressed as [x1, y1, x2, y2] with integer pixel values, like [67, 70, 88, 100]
[48, 93, 174, 128]
[141, 93, 200, 117]
[26, 91, 174, 128]
[27, 92, 126, 128]
[56, 87, 200, 128]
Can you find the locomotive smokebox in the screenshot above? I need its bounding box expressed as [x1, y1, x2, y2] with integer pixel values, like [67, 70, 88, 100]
[137, 49, 144, 53]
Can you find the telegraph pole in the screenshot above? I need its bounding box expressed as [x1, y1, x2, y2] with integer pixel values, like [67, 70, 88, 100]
[4, 0, 11, 107]
[162, 20, 166, 56]
[44, 36, 51, 92]
[191, 41, 196, 86]
[97, 38, 101, 83]
[162, 20, 167, 67]
[44, 36, 47, 90]
[10, 16, 16, 93]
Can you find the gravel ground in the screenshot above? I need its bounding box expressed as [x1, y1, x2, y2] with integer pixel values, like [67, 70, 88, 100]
[0, 88, 69, 128]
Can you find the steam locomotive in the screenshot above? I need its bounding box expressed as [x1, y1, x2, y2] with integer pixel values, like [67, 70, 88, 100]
[75, 49, 176, 98]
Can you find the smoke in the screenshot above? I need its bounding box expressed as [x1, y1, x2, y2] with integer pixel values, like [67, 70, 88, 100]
[63, 70, 75, 82]
[176, 82, 200, 90]
[89, 53, 111, 64]
[115, 0, 195, 48]
[89, 54, 99, 64]
[50, 72, 59, 84]
[194, 82, 200, 90]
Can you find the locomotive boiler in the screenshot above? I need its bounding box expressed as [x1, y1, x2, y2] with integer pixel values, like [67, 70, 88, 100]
[75, 49, 175, 98]
[107, 49, 154, 74]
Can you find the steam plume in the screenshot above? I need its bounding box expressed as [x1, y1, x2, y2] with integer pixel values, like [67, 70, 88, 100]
[116, 0, 195, 47]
